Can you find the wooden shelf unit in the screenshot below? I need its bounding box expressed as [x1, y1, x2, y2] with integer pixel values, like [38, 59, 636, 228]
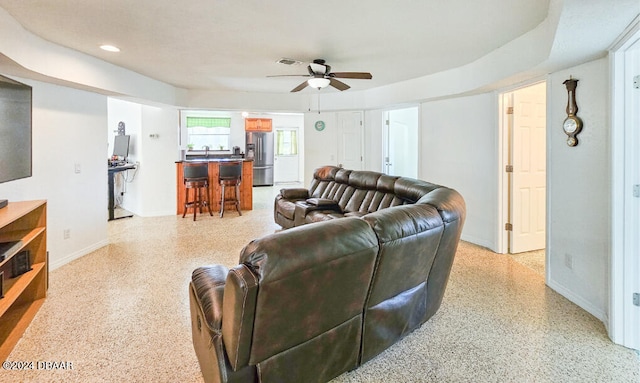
[0, 200, 47, 361]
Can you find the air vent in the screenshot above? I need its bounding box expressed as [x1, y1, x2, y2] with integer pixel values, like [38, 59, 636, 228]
[276, 58, 302, 65]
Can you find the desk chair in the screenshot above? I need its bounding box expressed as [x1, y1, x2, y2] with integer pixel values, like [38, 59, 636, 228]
[218, 161, 242, 217]
[182, 163, 213, 221]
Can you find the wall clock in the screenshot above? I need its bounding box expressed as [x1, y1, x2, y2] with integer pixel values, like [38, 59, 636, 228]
[314, 120, 325, 131]
[562, 77, 583, 147]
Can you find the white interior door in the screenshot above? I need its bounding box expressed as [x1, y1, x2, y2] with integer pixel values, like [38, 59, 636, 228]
[384, 107, 418, 177]
[274, 127, 299, 183]
[337, 111, 363, 170]
[623, 37, 640, 350]
[511, 82, 546, 253]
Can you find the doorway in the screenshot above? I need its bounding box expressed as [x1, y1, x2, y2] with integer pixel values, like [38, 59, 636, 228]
[274, 127, 300, 183]
[383, 107, 418, 177]
[337, 111, 364, 170]
[501, 82, 547, 256]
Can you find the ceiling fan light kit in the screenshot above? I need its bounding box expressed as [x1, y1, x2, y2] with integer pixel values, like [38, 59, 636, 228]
[268, 58, 372, 92]
[308, 77, 330, 89]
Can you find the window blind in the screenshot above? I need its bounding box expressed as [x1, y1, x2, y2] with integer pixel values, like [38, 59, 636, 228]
[186, 117, 231, 128]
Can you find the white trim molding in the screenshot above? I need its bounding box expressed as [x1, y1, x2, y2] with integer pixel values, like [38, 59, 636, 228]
[609, 14, 640, 350]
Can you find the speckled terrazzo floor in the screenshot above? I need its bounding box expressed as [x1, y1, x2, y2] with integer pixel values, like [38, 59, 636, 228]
[3, 186, 639, 382]
[509, 249, 546, 276]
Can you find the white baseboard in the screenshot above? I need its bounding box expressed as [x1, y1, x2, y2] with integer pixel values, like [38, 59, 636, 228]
[49, 240, 109, 271]
[547, 277, 606, 322]
[460, 234, 496, 252]
[138, 210, 176, 217]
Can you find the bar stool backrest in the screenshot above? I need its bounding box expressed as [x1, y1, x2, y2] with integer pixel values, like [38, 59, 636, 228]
[184, 163, 209, 181]
[219, 162, 242, 181]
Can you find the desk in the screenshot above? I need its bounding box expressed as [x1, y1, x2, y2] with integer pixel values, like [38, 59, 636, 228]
[108, 164, 136, 221]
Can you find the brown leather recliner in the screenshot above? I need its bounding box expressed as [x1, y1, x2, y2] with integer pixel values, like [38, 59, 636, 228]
[190, 217, 380, 383]
[191, 168, 466, 383]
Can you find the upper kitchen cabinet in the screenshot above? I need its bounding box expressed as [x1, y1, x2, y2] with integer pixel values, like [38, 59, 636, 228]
[245, 118, 272, 132]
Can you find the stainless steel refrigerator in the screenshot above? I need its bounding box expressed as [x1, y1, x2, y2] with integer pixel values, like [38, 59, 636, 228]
[246, 131, 274, 186]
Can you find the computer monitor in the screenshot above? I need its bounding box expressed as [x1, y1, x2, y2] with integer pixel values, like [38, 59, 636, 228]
[112, 135, 130, 160]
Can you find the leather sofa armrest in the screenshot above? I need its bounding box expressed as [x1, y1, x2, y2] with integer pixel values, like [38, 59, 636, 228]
[279, 188, 309, 200]
[222, 264, 259, 371]
[191, 265, 230, 332]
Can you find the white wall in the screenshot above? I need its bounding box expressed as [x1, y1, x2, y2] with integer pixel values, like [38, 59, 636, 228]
[546, 58, 610, 321]
[0, 79, 108, 270]
[421, 93, 498, 249]
[304, 109, 385, 182]
[139, 105, 180, 216]
[303, 112, 339, 184]
[364, 109, 384, 172]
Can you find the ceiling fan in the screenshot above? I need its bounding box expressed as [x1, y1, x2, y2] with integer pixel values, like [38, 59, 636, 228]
[268, 59, 372, 92]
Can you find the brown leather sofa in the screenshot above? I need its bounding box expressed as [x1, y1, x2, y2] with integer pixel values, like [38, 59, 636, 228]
[190, 166, 466, 383]
[274, 165, 448, 229]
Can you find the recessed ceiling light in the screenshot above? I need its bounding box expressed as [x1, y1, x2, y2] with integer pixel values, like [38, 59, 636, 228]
[100, 45, 120, 52]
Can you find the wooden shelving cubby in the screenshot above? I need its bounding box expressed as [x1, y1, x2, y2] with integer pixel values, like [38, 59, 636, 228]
[0, 200, 47, 361]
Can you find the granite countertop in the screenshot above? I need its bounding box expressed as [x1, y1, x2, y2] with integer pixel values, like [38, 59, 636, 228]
[175, 157, 254, 163]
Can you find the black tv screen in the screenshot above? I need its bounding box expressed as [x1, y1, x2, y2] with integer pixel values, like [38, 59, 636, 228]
[0, 75, 32, 184]
[112, 134, 130, 159]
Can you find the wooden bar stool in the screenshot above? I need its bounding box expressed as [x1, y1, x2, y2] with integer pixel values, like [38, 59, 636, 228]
[182, 163, 213, 221]
[219, 161, 242, 218]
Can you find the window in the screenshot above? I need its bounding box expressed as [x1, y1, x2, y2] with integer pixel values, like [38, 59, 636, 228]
[275, 129, 298, 156]
[186, 117, 231, 150]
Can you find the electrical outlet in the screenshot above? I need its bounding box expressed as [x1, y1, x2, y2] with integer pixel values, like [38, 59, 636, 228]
[74, 163, 81, 174]
[564, 253, 573, 270]
[63, 229, 70, 240]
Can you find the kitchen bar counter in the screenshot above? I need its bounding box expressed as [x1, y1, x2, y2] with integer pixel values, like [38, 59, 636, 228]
[176, 159, 253, 215]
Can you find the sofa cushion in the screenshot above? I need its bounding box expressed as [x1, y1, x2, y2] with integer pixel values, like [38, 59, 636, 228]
[306, 198, 340, 208]
[394, 178, 440, 203]
[335, 168, 351, 183]
[305, 210, 342, 223]
[362, 204, 445, 306]
[279, 188, 309, 200]
[348, 171, 380, 189]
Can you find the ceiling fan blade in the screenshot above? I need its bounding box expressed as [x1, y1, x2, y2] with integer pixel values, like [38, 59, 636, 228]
[330, 72, 373, 79]
[291, 81, 309, 92]
[266, 74, 309, 78]
[329, 78, 350, 91]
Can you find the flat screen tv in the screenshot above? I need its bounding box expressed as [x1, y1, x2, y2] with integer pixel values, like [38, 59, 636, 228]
[112, 134, 130, 160]
[0, 74, 32, 184]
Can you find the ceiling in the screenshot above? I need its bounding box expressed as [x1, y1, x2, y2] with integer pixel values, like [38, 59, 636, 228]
[0, 0, 551, 94]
